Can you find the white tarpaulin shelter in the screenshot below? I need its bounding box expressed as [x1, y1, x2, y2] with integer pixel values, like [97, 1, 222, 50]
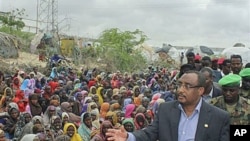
[221, 47, 250, 65]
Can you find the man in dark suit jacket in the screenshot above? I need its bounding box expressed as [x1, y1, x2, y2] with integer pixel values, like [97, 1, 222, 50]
[200, 67, 222, 103]
[107, 71, 230, 141]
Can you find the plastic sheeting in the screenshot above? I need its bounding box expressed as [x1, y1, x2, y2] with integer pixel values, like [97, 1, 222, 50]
[30, 32, 44, 53]
[221, 47, 250, 65]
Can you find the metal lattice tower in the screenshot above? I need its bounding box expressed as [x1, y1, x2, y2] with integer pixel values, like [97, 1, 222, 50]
[36, 0, 58, 33]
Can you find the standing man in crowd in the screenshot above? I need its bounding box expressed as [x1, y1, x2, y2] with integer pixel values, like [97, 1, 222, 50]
[230, 55, 243, 74]
[107, 71, 230, 141]
[200, 67, 221, 103]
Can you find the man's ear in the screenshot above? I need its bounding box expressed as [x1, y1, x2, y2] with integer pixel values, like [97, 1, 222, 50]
[198, 87, 205, 96]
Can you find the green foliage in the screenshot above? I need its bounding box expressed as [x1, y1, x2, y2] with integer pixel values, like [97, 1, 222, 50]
[94, 28, 148, 72]
[0, 8, 34, 51]
[0, 8, 26, 33]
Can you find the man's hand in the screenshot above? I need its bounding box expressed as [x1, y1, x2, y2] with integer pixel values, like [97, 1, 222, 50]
[106, 126, 128, 141]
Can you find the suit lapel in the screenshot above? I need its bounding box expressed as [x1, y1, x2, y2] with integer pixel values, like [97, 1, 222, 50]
[195, 101, 211, 141]
[170, 102, 181, 141]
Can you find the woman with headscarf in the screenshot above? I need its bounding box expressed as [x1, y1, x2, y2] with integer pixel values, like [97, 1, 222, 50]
[60, 102, 81, 125]
[125, 104, 136, 119]
[80, 90, 88, 104]
[122, 90, 132, 112]
[19, 115, 43, 139]
[74, 79, 82, 90]
[12, 77, 20, 92]
[68, 96, 81, 116]
[122, 118, 135, 132]
[62, 112, 69, 128]
[26, 94, 42, 117]
[135, 105, 146, 114]
[58, 89, 69, 104]
[149, 93, 162, 109]
[20, 76, 31, 99]
[88, 86, 97, 97]
[13, 89, 28, 112]
[87, 102, 100, 129]
[96, 87, 104, 106]
[50, 67, 59, 79]
[132, 85, 141, 107]
[0, 87, 13, 112]
[63, 123, 82, 141]
[105, 111, 120, 128]
[0, 102, 18, 122]
[110, 102, 121, 113]
[78, 112, 96, 141]
[74, 92, 84, 115]
[134, 113, 148, 130]
[50, 115, 63, 139]
[91, 120, 113, 141]
[100, 102, 110, 119]
[50, 94, 61, 115]
[43, 105, 57, 126]
[28, 72, 36, 95]
[3, 107, 20, 139]
[13, 112, 32, 141]
[141, 97, 150, 109]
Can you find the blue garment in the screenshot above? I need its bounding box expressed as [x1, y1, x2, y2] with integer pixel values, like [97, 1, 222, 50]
[160, 91, 174, 102]
[50, 67, 58, 78]
[127, 132, 136, 141]
[50, 54, 62, 62]
[178, 98, 202, 141]
[20, 79, 29, 91]
[123, 98, 132, 112]
[78, 113, 92, 141]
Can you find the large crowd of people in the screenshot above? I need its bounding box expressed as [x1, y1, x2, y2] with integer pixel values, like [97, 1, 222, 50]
[0, 52, 249, 141]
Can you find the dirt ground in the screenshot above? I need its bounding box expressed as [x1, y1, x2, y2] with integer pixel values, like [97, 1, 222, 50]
[0, 51, 47, 74]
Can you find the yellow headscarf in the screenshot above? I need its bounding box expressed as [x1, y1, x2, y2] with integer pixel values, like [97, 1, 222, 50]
[0, 87, 12, 109]
[63, 123, 82, 141]
[96, 87, 104, 105]
[105, 111, 117, 126]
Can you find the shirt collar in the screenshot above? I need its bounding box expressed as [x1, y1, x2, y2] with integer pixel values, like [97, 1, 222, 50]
[178, 98, 203, 113]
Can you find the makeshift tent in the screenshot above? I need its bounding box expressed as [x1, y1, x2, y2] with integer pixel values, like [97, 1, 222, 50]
[200, 46, 214, 55]
[221, 47, 250, 65]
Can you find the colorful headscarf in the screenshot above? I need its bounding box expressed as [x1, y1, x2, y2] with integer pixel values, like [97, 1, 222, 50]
[100, 102, 110, 119]
[78, 112, 92, 141]
[122, 118, 135, 132]
[63, 123, 82, 141]
[96, 87, 104, 105]
[125, 104, 135, 118]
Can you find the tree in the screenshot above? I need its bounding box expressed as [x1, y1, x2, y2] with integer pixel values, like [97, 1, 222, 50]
[95, 28, 148, 72]
[0, 8, 26, 33]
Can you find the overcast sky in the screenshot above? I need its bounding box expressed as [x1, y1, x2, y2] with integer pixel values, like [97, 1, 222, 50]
[1, 0, 250, 48]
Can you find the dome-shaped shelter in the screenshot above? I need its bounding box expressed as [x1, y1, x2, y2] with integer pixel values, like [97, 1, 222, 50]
[0, 32, 20, 58]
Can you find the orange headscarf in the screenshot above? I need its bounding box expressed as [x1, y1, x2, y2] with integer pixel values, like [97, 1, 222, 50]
[100, 102, 110, 119]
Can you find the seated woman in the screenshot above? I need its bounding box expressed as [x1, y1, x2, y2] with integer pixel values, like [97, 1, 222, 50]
[19, 116, 43, 139]
[78, 112, 96, 141]
[50, 115, 63, 139]
[122, 118, 135, 133]
[3, 107, 20, 140]
[13, 112, 32, 141]
[91, 120, 113, 141]
[134, 113, 148, 130]
[63, 123, 82, 141]
[60, 102, 81, 125]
